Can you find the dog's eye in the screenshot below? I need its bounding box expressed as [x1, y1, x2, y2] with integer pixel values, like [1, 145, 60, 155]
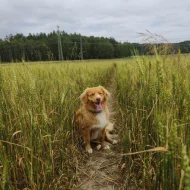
[99, 92, 103, 95]
[90, 93, 94, 96]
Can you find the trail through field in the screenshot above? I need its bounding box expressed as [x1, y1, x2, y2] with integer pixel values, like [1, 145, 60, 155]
[75, 66, 125, 190]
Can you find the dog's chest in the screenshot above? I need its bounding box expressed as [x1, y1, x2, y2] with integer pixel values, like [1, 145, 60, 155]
[92, 111, 108, 129]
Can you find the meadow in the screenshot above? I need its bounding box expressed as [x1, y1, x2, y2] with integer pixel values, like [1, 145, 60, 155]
[0, 55, 190, 189]
[0, 61, 113, 189]
[116, 53, 190, 189]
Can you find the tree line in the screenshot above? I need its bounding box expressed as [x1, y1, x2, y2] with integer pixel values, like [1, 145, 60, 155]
[0, 31, 189, 62]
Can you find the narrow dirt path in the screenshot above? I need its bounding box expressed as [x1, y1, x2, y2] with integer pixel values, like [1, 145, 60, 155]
[75, 65, 125, 190]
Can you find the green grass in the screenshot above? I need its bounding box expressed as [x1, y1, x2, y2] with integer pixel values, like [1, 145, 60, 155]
[0, 56, 190, 189]
[116, 54, 190, 189]
[0, 61, 113, 189]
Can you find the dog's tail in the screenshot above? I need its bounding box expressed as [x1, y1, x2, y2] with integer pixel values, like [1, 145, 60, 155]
[106, 122, 118, 139]
[105, 122, 114, 132]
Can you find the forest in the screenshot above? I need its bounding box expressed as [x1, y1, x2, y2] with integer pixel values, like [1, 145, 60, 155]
[0, 31, 189, 62]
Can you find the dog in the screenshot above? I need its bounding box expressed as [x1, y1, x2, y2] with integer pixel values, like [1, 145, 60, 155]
[75, 86, 117, 154]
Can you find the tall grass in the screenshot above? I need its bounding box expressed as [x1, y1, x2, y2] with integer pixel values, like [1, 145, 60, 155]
[1, 56, 190, 189]
[0, 61, 113, 189]
[116, 54, 190, 189]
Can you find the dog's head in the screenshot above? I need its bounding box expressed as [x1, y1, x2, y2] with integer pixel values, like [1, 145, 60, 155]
[80, 86, 110, 111]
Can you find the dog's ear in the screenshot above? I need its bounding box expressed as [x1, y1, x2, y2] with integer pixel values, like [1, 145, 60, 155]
[80, 88, 89, 104]
[99, 86, 110, 99]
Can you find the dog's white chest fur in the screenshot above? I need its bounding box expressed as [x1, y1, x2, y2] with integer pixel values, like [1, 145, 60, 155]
[92, 111, 109, 129]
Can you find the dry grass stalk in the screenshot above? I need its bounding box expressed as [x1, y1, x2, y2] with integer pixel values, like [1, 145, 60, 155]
[121, 147, 168, 156]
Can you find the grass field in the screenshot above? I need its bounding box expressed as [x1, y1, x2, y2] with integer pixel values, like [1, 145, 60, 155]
[0, 61, 113, 189]
[0, 55, 190, 189]
[116, 54, 190, 189]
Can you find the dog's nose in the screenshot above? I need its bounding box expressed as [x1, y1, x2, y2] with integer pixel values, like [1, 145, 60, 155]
[96, 97, 101, 102]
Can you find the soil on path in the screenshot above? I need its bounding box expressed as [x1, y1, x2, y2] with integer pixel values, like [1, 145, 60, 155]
[74, 66, 125, 190]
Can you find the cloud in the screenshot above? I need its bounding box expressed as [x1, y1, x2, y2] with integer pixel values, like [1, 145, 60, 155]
[0, 0, 189, 42]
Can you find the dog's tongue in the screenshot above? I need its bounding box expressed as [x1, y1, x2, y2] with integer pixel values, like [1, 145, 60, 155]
[94, 102, 102, 111]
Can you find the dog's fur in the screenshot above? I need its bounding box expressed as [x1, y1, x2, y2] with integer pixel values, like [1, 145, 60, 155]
[75, 86, 117, 154]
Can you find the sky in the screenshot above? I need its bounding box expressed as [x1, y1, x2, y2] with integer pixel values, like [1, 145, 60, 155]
[0, 0, 190, 43]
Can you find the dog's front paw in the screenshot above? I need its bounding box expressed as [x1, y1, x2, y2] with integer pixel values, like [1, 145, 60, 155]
[112, 140, 118, 144]
[103, 145, 110, 150]
[87, 148, 93, 154]
[96, 144, 102, 150]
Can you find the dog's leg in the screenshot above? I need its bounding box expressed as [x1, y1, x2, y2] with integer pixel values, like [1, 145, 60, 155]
[105, 122, 118, 144]
[100, 129, 110, 150]
[105, 132, 118, 144]
[82, 128, 92, 154]
[96, 144, 102, 150]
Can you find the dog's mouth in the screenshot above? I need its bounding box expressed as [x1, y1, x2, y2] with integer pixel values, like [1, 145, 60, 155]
[92, 102, 102, 111]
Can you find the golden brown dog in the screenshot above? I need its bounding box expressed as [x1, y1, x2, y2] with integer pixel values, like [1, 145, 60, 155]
[75, 86, 117, 154]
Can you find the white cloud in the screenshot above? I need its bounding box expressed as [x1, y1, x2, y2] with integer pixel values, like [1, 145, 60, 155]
[0, 0, 189, 42]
